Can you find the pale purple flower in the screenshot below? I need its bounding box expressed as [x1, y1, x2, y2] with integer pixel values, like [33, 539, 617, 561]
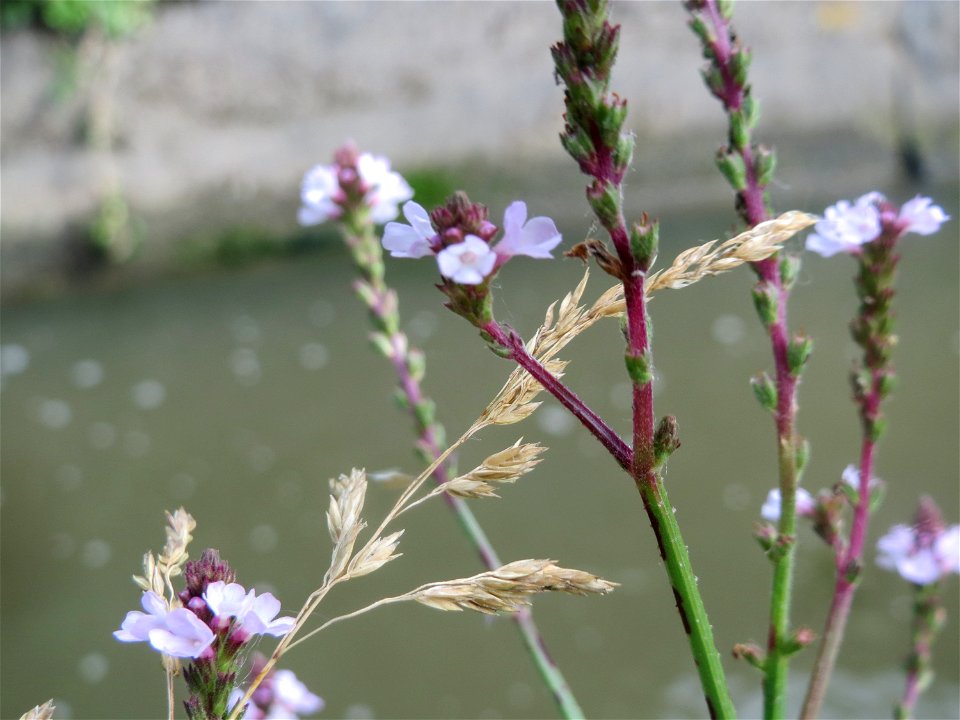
[239, 592, 296, 637]
[494, 201, 563, 259]
[147, 608, 216, 658]
[114, 591, 170, 643]
[114, 592, 215, 659]
[897, 195, 949, 235]
[841, 464, 881, 495]
[298, 165, 342, 226]
[298, 153, 412, 226]
[382, 199, 561, 285]
[357, 154, 415, 223]
[760, 487, 816, 522]
[271, 669, 325, 715]
[204, 581, 295, 638]
[382, 201, 436, 258]
[877, 523, 960, 585]
[436, 236, 497, 285]
[805, 192, 883, 257]
[228, 665, 324, 720]
[806, 192, 948, 257]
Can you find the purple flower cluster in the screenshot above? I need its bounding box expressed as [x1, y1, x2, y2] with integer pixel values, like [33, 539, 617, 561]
[805, 192, 948, 258]
[114, 580, 295, 659]
[383, 200, 562, 285]
[877, 497, 960, 585]
[298, 151, 413, 226]
[228, 654, 324, 720]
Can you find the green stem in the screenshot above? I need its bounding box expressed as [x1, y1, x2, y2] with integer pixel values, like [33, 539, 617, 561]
[764, 437, 799, 719]
[640, 475, 737, 719]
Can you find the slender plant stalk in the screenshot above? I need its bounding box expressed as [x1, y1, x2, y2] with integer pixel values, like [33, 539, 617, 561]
[335, 170, 586, 719]
[801, 221, 903, 718]
[553, 2, 735, 716]
[896, 577, 946, 719]
[685, 2, 810, 715]
[480, 321, 631, 471]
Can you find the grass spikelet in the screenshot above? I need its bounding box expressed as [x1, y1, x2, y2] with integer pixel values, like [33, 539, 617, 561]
[444, 440, 546, 499]
[326, 469, 368, 581]
[20, 700, 56, 720]
[411, 559, 618, 615]
[347, 530, 404, 578]
[133, 507, 196, 599]
[645, 210, 816, 292]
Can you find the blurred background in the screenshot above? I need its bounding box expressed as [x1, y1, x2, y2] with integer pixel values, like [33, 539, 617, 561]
[1, 2, 957, 718]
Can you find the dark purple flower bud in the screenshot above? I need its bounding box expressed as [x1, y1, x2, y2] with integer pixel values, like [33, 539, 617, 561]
[180, 548, 236, 604]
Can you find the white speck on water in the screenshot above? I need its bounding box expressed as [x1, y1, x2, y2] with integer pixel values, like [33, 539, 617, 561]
[55, 465, 84, 492]
[50, 533, 77, 560]
[1, 344, 30, 376]
[71, 359, 104, 388]
[77, 653, 108, 684]
[38, 399, 72, 429]
[277, 474, 303, 506]
[507, 682, 534, 709]
[249, 524, 279, 553]
[537, 404, 576, 436]
[616, 567, 649, 595]
[299, 342, 329, 370]
[230, 314, 261, 344]
[712, 313, 747, 345]
[309, 299, 336, 328]
[132, 380, 166, 410]
[123, 430, 151, 457]
[230, 347, 261, 385]
[574, 625, 604, 653]
[722, 483, 751, 511]
[87, 422, 117, 450]
[407, 310, 439, 341]
[82, 539, 112, 568]
[170, 473, 197, 499]
[247, 444, 275, 474]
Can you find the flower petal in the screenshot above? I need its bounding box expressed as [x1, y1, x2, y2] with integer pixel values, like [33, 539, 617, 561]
[148, 609, 215, 658]
[898, 196, 949, 235]
[436, 236, 496, 285]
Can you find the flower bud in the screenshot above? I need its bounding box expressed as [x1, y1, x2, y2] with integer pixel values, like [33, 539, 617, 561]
[751, 281, 778, 328]
[629, 216, 659, 270]
[624, 350, 653, 385]
[787, 334, 814, 375]
[750, 371, 777, 413]
[716, 150, 747, 191]
[653, 415, 681, 466]
[778, 252, 800, 290]
[730, 48, 752, 89]
[754, 144, 777, 187]
[587, 181, 622, 228]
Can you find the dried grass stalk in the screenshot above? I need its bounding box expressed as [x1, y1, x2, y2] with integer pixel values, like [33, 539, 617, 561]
[133, 507, 196, 598]
[646, 210, 816, 292]
[444, 440, 546, 498]
[499, 210, 817, 373]
[412, 559, 618, 615]
[20, 701, 55, 720]
[326, 469, 368, 581]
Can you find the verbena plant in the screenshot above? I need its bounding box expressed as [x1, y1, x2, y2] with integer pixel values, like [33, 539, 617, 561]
[21, 2, 954, 720]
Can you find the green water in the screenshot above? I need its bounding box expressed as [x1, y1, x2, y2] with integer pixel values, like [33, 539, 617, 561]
[2, 189, 957, 719]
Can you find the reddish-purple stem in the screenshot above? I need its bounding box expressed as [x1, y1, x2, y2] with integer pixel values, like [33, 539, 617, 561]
[480, 320, 633, 472]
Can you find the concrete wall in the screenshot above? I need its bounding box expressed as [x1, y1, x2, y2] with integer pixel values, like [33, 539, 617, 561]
[1, 1, 957, 292]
